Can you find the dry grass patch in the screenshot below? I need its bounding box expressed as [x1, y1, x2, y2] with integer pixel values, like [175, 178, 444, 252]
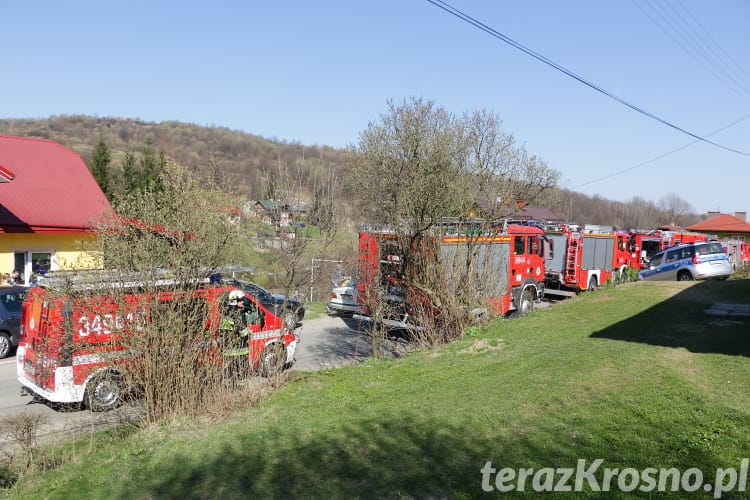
[459, 338, 506, 354]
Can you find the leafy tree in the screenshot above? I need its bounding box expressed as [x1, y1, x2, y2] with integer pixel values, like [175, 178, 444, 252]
[121, 151, 139, 197]
[90, 136, 112, 200]
[120, 141, 167, 202]
[349, 97, 470, 232]
[349, 97, 560, 232]
[348, 97, 562, 346]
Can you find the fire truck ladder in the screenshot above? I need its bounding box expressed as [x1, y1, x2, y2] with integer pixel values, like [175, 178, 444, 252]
[564, 233, 582, 284]
[37, 266, 255, 292]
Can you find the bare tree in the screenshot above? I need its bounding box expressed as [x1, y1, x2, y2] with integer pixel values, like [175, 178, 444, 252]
[464, 109, 560, 217]
[658, 192, 694, 226]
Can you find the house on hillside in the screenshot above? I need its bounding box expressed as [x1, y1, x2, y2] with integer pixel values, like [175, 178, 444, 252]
[686, 211, 750, 241]
[244, 199, 311, 227]
[469, 196, 564, 225]
[245, 199, 291, 226]
[0, 135, 111, 284]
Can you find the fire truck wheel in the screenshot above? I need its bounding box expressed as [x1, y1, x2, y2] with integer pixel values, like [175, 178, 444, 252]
[509, 290, 535, 318]
[587, 276, 598, 291]
[84, 371, 125, 412]
[0, 333, 11, 359]
[519, 290, 535, 315]
[259, 343, 286, 377]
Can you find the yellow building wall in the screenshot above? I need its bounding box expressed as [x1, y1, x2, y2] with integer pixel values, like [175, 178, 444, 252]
[0, 233, 103, 278]
[715, 232, 747, 242]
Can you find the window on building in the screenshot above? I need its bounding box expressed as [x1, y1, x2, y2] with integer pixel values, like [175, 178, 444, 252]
[13, 251, 54, 284]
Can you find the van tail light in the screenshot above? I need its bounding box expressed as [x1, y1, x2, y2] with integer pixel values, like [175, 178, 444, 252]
[330, 292, 337, 299]
[692, 255, 701, 264]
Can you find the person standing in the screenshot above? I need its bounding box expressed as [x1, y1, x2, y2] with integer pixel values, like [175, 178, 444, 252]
[220, 290, 260, 382]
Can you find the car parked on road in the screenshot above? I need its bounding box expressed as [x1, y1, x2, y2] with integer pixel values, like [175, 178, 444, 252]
[224, 279, 305, 324]
[326, 279, 361, 317]
[0, 286, 27, 358]
[638, 242, 733, 282]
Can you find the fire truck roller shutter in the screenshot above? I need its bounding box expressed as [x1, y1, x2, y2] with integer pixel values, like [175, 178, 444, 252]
[439, 242, 510, 299]
[581, 236, 614, 270]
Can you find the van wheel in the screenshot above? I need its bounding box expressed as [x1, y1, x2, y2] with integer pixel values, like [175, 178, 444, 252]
[84, 372, 125, 412]
[677, 271, 693, 281]
[0, 333, 11, 359]
[259, 344, 285, 377]
[587, 276, 598, 291]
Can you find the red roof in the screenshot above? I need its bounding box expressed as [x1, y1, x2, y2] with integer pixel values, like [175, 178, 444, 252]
[0, 135, 112, 233]
[686, 214, 750, 234]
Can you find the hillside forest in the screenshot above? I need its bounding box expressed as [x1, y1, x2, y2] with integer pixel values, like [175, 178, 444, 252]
[0, 114, 705, 230]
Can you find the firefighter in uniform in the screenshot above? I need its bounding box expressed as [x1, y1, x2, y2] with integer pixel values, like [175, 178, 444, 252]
[220, 290, 259, 381]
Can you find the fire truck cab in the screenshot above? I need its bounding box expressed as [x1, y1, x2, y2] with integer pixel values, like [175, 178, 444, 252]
[356, 222, 547, 325]
[16, 270, 299, 410]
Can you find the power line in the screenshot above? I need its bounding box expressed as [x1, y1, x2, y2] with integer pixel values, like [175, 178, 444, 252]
[573, 114, 750, 188]
[664, 0, 750, 93]
[425, 0, 750, 157]
[675, 0, 750, 85]
[633, 0, 750, 99]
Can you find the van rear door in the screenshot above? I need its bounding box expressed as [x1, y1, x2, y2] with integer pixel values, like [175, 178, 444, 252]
[18, 288, 63, 392]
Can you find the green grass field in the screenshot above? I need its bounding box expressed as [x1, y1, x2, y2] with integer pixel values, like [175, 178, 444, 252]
[7, 279, 750, 498]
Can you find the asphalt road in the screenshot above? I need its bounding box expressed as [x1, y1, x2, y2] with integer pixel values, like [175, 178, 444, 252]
[293, 314, 378, 370]
[0, 314, 382, 450]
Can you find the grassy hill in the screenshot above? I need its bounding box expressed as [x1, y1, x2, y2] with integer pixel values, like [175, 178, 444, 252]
[0, 115, 349, 200]
[7, 279, 750, 498]
[0, 115, 705, 230]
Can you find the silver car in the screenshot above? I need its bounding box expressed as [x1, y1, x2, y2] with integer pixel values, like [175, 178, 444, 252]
[326, 281, 361, 317]
[638, 242, 733, 281]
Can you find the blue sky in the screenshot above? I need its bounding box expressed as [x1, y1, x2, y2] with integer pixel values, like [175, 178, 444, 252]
[1, 0, 748, 215]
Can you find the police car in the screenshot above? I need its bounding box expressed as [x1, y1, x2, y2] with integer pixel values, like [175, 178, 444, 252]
[638, 242, 733, 281]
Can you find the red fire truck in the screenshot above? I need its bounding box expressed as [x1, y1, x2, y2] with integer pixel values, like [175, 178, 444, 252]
[356, 222, 548, 326]
[722, 239, 750, 270]
[542, 224, 632, 293]
[16, 270, 299, 410]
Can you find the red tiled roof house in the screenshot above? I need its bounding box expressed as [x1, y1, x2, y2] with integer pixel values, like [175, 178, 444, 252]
[0, 135, 112, 283]
[686, 211, 750, 241]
